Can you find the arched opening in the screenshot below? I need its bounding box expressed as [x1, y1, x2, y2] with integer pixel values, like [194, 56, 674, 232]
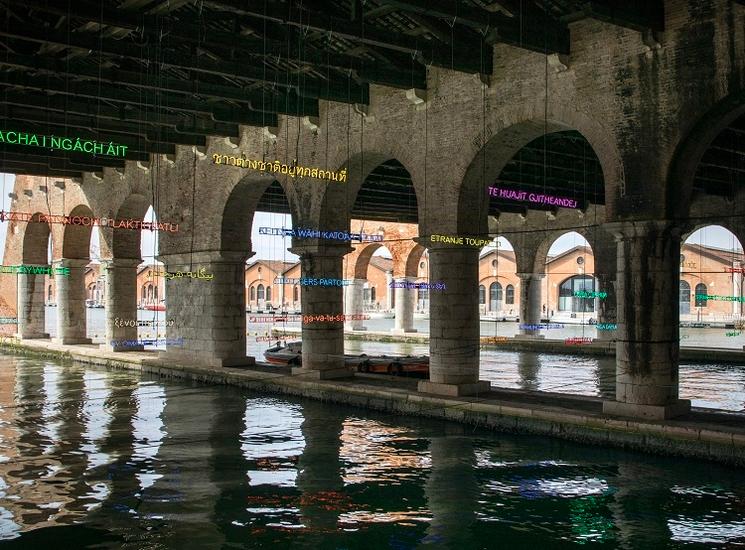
[339, 155, 421, 333]
[19, 210, 52, 338]
[542, 232, 596, 321]
[231, 175, 295, 348]
[344, 239, 395, 314]
[680, 225, 744, 331]
[479, 236, 518, 325]
[487, 131, 604, 218]
[54, 204, 95, 343]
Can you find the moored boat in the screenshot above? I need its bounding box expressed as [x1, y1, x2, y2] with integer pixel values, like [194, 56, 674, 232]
[263, 341, 429, 376]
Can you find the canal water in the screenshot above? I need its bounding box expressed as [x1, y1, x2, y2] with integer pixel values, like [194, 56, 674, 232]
[37, 308, 745, 412]
[1, 355, 745, 548]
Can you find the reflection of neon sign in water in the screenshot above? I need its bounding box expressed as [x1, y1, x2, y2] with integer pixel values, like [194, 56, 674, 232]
[488, 186, 578, 208]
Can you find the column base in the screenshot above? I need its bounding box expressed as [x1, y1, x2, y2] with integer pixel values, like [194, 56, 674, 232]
[52, 337, 92, 345]
[602, 399, 691, 420]
[391, 328, 417, 335]
[291, 366, 352, 380]
[418, 380, 491, 397]
[16, 333, 49, 340]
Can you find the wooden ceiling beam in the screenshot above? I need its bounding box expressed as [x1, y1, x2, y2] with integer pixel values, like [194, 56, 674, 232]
[204, 0, 490, 74]
[0, 22, 369, 104]
[0, 72, 277, 127]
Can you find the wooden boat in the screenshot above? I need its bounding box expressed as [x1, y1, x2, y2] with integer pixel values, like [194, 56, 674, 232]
[263, 341, 429, 376]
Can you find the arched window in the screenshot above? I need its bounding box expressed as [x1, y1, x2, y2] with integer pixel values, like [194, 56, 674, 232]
[506, 284, 515, 305]
[147, 285, 153, 301]
[478, 285, 486, 305]
[694, 283, 708, 307]
[489, 282, 503, 311]
[293, 286, 299, 302]
[679, 280, 691, 315]
[154, 286, 158, 301]
[142, 286, 146, 301]
[257, 284, 265, 301]
[558, 275, 596, 312]
[371, 286, 376, 301]
[265, 286, 271, 302]
[250, 286, 255, 301]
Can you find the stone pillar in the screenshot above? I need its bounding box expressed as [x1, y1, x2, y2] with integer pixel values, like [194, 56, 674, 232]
[53, 258, 91, 344]
[602, 221, 690, 419]
[291, 244, 350, 379]
[102, 258, 142, 351]
[344, 278, 366, 331]
[391, 276, 417, 334]
[158, 251, 254, 368]
[16, 271, 48, 339]
[517, 273, 545, 339]
[385, 270, 394, 310]
[419, 246, 489, 396]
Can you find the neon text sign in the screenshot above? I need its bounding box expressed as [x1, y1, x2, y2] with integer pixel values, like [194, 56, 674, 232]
[0, 130, 127, 157]
[488, 186, 578, 209]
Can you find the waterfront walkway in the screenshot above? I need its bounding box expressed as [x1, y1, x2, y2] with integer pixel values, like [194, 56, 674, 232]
[4, 338, 745, 468]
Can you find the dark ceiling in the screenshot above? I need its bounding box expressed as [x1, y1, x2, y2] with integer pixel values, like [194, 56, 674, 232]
[490, 130, 604, 214]
[0, 0, 739, 220]
[0, 0, 664, 180]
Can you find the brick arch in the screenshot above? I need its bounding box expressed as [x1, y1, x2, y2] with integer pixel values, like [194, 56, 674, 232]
[667, 91, 745, 219]
[111, 193, 152, 260]
[62, 204, 95, 260]
[403, 243, 426, 278]
[220, 172, 300, 254]
[682, 222, 742, 244]
[22, 212, 50, 264]
[457, 101, 625, 237]
[318, 147, 425, 232]
[350, 243, 386, 279]
[532, 230, 593, 275]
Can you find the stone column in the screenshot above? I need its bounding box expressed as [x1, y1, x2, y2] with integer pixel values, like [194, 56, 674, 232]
[419, 245, 489, 396]
[53, 258, 91, 344]
[16, 270, 48, 339]
[517, 273, 545, 339]
[391, 276, 417, 334]
[102, 258, 142, 351]
[385, 270, 394, 310]
[290, 244, 351, 379]
[602, 221, 690, 419]
[158, 251, 254, 368]
[344, 278, 366, 331]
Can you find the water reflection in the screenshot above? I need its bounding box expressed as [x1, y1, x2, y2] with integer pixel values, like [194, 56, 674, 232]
[0, 356, 745, 547]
